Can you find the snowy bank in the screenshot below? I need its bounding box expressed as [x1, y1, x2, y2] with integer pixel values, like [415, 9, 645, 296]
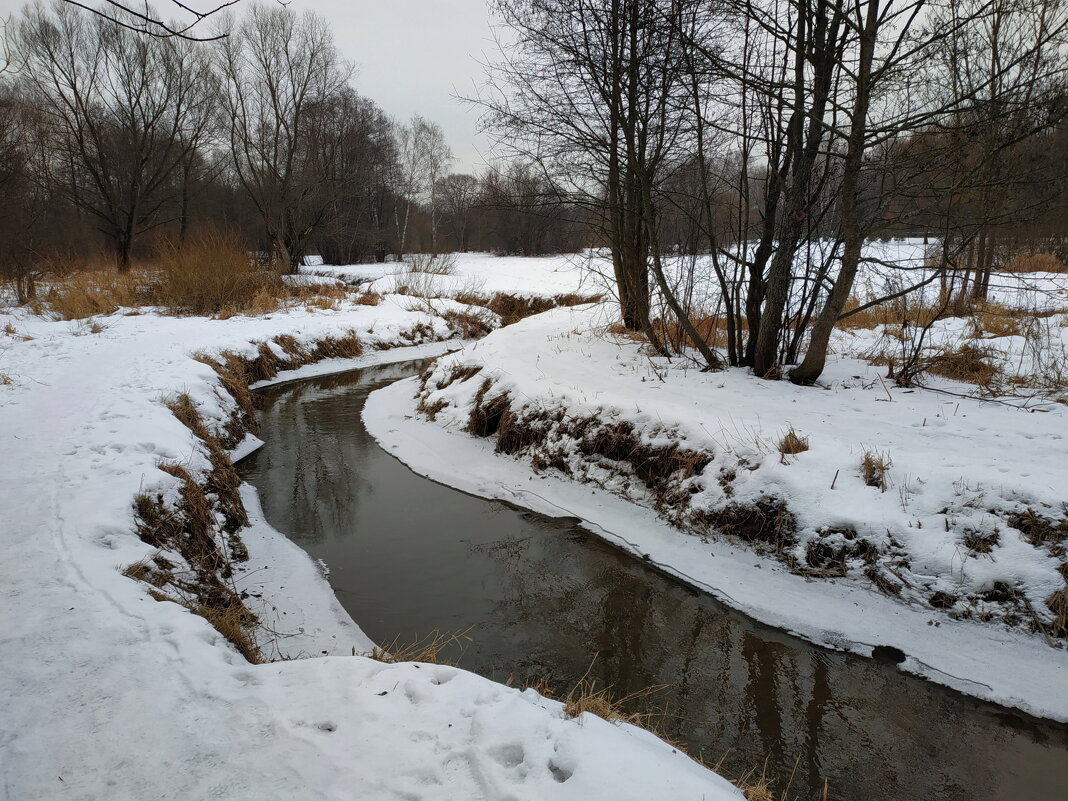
[363, 303, 1068, 722]
[0, 298, 740, 800]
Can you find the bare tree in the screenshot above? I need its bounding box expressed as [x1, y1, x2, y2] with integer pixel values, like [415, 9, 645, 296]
[437, 172, 481, 252]
[482, 0, 660, 339]
[389, 115, 453, 259]
[314, 88, 397, 265]
[61, 0, 239, 41]
[219, 3, 352, 272]
[14, 1, 217, 270]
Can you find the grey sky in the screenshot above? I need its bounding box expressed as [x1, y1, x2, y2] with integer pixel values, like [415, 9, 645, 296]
[0, 0, 499, 172]
[294, 0, 497, 171]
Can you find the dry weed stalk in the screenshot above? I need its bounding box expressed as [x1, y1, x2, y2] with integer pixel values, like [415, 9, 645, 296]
[367, 628, 473, 665]
[861, 449, 892, 491]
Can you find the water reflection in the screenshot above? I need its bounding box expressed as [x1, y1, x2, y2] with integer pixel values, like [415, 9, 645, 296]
[241, 363, 1068, 801]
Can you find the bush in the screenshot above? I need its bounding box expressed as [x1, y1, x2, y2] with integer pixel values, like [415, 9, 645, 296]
[148, 231, 283, 316]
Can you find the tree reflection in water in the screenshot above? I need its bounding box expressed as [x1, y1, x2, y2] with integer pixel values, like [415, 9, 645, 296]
[242, 362, 1068, 801]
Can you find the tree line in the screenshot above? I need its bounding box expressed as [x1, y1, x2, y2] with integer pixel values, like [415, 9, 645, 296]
[0, 1, 583, 299]
[482, 0, 1068, 383]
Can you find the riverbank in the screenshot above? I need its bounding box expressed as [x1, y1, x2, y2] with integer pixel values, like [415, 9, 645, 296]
[0, 296, 740, 800]
[363, 303, 1068, 723]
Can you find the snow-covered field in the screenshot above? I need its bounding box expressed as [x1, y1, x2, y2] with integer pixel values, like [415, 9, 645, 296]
[0, 295, 740, 800]
[366, 299, 1068, 722]
[313, 252, 603, 299]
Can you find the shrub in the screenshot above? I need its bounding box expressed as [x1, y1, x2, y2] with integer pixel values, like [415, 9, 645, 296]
[924, 343, 999, 388]
[148, 231, 283, 316]
[406, 252, 457, 275]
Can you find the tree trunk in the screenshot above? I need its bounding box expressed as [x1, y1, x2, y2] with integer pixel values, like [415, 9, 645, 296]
[790, 0, 880, 385]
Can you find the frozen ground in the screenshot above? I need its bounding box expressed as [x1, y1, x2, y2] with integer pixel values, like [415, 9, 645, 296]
[365, 301, 1068, 722]
[0, 296, 740, 800]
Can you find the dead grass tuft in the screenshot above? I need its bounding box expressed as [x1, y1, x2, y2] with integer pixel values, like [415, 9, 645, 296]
[777, 427, 809, 462]
[836, 295, 944, 331]
[924, 343, 999, 387]
[468, 379, 512, 438]
[43, 263, 147, 320]
[703, 499, 797, 553]
[1008, 508, 1068, 548]
[453, 291, 601, 326]
[861, 449, 892, 491]
[962, 527, 1000, 554]
[148, 231, 282, 317]
[187, 598, 261, 663]
[1002, 251, 1067, 274]
[367, 628, 472, 665]
[1046, 588, 1068, 638]
[440, 306, 497, 338]
[354, 288, 381, 306]
[562, 678, 666, 729]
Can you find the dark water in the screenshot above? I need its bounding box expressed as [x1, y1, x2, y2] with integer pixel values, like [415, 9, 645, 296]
[240, 362, 1068, 801]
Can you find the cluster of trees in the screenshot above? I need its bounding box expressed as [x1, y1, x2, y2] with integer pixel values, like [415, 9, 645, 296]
[0, 1, 582, 299]
[485, 0, 1068, 383]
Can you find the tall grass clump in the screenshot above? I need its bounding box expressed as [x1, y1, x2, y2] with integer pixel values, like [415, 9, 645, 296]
[148, 231, 283, 316]
[42, 258, 147, 320]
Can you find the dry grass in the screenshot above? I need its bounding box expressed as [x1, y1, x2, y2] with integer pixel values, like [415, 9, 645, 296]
[393, 270, 443, 298]
[1002, 251, 1067, 274]
[354, 288, 382, 306]
[777, 427, 809, 463]
[42, 263, 147, 320]
[37, 233, 361, 321]
[967, 302, 1029, 338]
[836, 295, 944, 331]
[861, 449, 892, 491]
[1008, 508, 1068, 548]
[186, 599, 261, 663]
[367, 628, 473, 665]
[453, 291, 602, 326]
[439, 306, 496, 338]
[561, 677, 668, 731]
[126, 393, 259, 662]
[962, 527, 1000, 554]
[924, 343, 999, 387]
[1047, 588, 1068, 638]
[148, 231, 283, 317]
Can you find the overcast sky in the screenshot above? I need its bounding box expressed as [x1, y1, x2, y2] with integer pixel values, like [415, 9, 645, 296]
[296, 0, 497, 171]
[0, 0, 500, 172]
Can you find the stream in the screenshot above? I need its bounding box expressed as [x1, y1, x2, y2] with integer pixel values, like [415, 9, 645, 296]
[239, 360, 1068, 801]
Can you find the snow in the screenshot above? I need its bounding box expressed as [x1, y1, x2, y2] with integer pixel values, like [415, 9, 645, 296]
[312, 252, 606, 298]
[363, 302, 1068, 722]
[311, 244, 1068, 322]
[0, 297, 740, 800]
